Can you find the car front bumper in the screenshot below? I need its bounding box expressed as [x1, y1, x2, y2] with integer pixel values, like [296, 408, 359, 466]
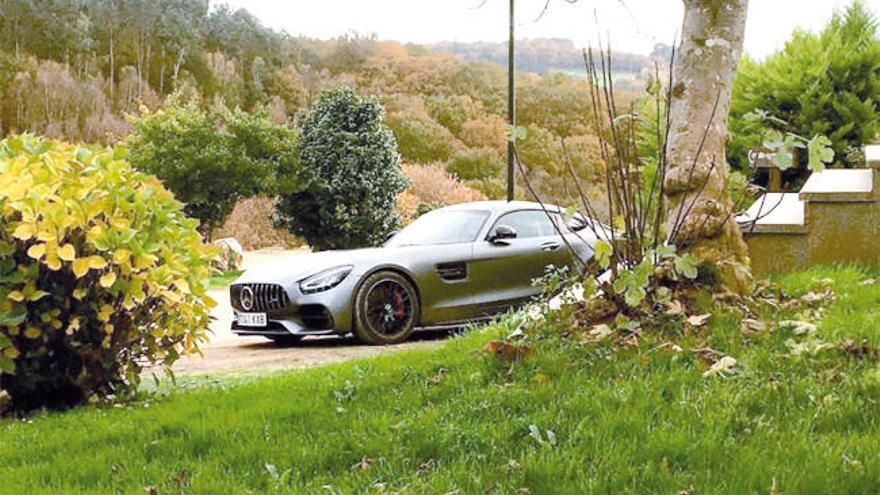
[229, 273, 360, 338]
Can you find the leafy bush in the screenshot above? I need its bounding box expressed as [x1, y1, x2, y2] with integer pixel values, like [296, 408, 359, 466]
[729, 1, 880, 171]
[396, 163, 486, 224]
[127, 98, 299, 238]
[0, 135, 217, 412]
[212, 196, 303, 250]
[276, 86, 407, 250]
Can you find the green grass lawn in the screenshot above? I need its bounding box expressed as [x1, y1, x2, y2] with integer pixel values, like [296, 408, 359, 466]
[3, 266, 880, 493]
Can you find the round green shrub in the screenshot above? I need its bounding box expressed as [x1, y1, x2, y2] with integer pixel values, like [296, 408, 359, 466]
[276, 86, 407, 250]
[0, 135, 218, 412]
[127, 100, 297, 238]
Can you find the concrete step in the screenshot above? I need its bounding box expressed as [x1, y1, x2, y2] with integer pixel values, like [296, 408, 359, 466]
[736, 192, 806, 234]
[799, 169, 875, 202]
[741, 146, 880, 275]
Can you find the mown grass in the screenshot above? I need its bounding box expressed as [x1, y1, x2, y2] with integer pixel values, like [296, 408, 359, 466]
[3, 265, 880, 494]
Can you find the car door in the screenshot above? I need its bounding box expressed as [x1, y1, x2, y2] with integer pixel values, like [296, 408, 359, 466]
[467, 209, 571, 315]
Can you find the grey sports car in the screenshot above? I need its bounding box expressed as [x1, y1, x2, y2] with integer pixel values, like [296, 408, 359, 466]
[230, 200, 601, 345]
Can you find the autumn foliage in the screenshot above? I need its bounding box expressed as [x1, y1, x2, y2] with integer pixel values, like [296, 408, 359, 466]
[0, 136, 217, 411]
[396, 163, 486, 224]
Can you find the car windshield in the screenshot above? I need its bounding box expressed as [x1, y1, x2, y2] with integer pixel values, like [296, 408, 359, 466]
[386, 210, 489, 247]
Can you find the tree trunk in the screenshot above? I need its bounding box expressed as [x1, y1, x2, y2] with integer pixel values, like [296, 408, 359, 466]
[664, 0, 749, 283]
[173, 48, 186, 83]
[109, 30, 115, 104]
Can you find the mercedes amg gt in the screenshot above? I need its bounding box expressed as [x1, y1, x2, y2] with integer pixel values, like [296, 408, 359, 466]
[229, 200, 602, 345]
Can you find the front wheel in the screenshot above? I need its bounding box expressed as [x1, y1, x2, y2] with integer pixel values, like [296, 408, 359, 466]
[353, 271, 419, 345]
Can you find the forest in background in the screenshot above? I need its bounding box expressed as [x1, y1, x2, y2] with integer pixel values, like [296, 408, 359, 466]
[0, 0, 628, 212]
[4, 0, 877, 249]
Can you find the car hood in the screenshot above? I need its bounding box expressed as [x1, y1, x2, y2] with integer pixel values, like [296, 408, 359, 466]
[235, 247, 386, 284]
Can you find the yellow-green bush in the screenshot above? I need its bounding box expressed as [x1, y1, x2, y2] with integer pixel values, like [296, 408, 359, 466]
[0, 135, 217, 411]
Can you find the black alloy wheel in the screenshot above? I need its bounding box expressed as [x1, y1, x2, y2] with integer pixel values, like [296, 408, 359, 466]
[353, 270, 419, 345]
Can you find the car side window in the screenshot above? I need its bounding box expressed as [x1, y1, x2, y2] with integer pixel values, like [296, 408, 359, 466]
[494, 210, 558, 239]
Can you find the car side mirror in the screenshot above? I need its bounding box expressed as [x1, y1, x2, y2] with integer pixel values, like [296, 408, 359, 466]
[570, 219, 587, 232]
[488, 224, 517, 245]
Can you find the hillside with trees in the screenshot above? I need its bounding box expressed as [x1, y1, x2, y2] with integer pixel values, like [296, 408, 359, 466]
[0, 0, 619, 216]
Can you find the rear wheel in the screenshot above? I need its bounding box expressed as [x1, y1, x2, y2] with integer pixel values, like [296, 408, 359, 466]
[354, 271, 419, 345]
[267, 335, 302, 346]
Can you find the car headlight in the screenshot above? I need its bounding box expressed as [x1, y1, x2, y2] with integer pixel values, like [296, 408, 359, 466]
[299, 265, 353, 294]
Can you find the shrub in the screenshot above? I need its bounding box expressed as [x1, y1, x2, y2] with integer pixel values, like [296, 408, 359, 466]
[0, 135, 217, 412]
[212, 196, 303, 250]
[729, 1, 880, 171]
[127, 98, 299, 238]
[276, 86, 407, 250]
[396, 163, 486, 223]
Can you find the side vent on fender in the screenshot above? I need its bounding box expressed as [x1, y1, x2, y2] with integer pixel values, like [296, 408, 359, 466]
[436, 262, 467, 282]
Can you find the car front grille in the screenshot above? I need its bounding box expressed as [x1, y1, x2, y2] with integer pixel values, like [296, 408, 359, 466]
[230, 283, 290, 312]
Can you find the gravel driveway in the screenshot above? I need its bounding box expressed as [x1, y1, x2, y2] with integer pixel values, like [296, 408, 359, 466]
[166, 249, 448, 376]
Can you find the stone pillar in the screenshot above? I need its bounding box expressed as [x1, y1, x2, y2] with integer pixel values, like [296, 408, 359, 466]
[865, 145, 880, 199]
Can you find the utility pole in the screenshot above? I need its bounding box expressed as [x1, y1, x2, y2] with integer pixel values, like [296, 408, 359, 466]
[506, 0, 516, 202]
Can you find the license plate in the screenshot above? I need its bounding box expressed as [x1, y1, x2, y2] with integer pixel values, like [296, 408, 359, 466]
[237, 312, 267, 327]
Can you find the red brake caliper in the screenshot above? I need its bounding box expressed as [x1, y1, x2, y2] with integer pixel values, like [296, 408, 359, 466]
[393, 289, 406, 318]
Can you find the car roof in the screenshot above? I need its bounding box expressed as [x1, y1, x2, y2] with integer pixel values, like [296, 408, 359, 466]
[439, 200, 565, 215]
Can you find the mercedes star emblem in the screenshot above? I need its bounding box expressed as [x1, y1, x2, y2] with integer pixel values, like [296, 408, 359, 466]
[240, 286, 254, 311]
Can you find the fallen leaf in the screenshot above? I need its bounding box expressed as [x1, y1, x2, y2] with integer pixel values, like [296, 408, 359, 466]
[712, 291, 740, 302]
[839, 339, 875, 359]
[587, 324, 613, 341]
[741, 318, 769, 334]
[656, 342, 683, 353]
[861, 278, 877, 286]
[418, 458, 437, 472]
[779, 320, 817, 336]
[484, 341, 533, 362]
[171, 469, 188, 488]
[692, 347, 719, 363]
[801, 291, 829, 305]
[665, 300, 685, 316]
[686, 313, 711, 327]
[786, 338, 835, 356]
[352, 457, 375, 471]
[703, 355, 739, 377]
[427, 368, 446, 386]
[619, 333, 640, 347]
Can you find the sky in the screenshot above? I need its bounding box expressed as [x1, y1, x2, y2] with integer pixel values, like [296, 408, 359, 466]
[220, 0, 880, 59]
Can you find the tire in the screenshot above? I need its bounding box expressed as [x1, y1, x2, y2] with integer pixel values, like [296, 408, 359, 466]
[353, 270, 420, 345]
[267, 335, 303, 346]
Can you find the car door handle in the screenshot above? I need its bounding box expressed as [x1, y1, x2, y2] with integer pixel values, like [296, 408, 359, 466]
[541, 241, 562, 252]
